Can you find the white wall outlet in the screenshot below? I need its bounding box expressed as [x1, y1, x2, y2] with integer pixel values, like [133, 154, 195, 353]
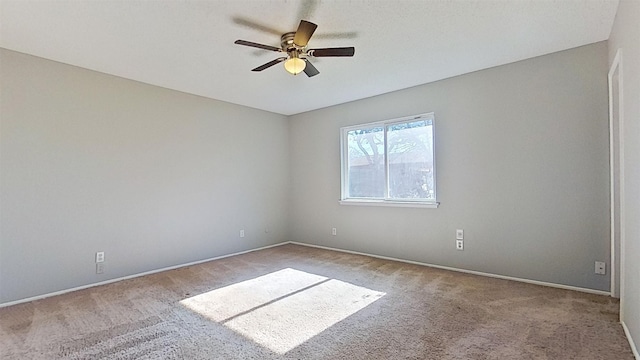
[240, 229, 245, 238]
[332, 227, 337, 236]
[96, 252, 105, 263]
[456, 240, 464, 250]
[456, 229, 464, 240]
[96, 263, 104, 274]
[595, 261, 606, 275]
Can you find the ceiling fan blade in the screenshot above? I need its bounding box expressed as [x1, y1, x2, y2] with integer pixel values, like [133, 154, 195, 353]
[313, 32, 358, 40]
[232, 17, 283, 36]
[251, 57, 287, 72]
[293, 20, 318, 47]
[303, 60, 319, 77]
[309, 47, 355, 57]
[235, 40, 282, 52]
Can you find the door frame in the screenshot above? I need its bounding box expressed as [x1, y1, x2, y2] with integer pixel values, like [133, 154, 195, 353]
[608, 48, 624, 310]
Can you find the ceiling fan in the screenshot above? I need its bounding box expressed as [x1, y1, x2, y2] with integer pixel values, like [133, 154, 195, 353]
[234, 20, 355, 77]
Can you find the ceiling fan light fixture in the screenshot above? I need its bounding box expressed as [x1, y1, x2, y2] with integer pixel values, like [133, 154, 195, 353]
[235, 20, 355, 77]
[284, 57, 306, 75]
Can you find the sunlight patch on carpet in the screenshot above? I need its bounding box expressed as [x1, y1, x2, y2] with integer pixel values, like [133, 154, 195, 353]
[180, 268, 385, 354]
[180, 268, 327, 322]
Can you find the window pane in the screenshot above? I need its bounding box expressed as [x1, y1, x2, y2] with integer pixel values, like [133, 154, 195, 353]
[347, 127, 385, 198]
[386, 119, 434, 200]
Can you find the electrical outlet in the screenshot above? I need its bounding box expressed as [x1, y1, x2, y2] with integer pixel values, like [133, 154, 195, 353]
[96, 263, 104, 274]
[332, 227, 337, 236]
[456, 229, 464, 240]
[96, 252, 105, 263]
[595, 261, 606, 275]
[240, 230, 245, 238]
[456, 240, 464, 250]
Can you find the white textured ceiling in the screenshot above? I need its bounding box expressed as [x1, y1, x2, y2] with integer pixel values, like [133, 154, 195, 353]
[0, 0, 619, 115]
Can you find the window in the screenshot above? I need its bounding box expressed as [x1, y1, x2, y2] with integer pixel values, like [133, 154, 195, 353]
[340, 113, 437, 208]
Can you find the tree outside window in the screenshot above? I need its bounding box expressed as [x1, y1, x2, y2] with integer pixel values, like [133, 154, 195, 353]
[342, 113, 436, 205]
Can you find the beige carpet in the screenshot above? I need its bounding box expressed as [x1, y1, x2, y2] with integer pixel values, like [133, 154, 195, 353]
[0, 244, 634, 359]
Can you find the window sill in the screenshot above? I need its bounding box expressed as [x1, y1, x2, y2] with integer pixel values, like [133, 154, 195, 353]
[339, 199, 440, 208]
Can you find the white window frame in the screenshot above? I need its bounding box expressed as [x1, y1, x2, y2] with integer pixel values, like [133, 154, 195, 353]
[340, 113, 439, 208]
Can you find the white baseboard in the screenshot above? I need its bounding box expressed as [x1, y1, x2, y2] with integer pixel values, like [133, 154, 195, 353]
[2, 239, 633, 357]
[0, 240, 612, 308]
[0, 242, 288, 308]
[289, 242, 611, 296]
[622, 321, 640, 359]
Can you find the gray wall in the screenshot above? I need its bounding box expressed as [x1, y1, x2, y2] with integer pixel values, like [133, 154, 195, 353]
[289, 42, 610, 291]
[0, 49, 290, 303]
[0, 41, 614, 304]
[609, 0, 640, 353]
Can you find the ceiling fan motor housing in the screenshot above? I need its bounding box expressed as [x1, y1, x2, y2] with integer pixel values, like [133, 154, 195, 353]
[281, 32, 301, 53]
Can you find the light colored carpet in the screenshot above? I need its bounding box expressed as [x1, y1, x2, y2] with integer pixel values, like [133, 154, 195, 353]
[0, 244, 634, 359]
